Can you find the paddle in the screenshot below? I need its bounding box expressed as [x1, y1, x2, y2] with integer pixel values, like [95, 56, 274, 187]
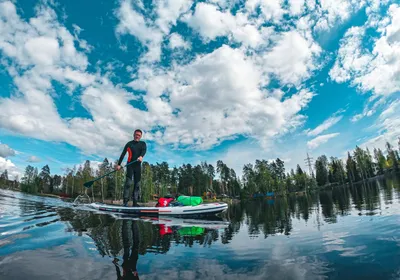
[83, 160, 138, 188]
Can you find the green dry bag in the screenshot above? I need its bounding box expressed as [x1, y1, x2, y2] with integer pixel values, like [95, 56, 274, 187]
[177, 195, 203, 206]
[178, 226, 205, 236]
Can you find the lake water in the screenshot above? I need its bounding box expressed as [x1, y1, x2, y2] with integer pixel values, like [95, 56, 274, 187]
[1, 174, 400, 280]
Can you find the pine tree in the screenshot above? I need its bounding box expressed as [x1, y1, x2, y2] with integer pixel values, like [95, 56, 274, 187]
[315, 155, 329, 186]
[374, 148, 386, 175]
[386, 142, 399, 171]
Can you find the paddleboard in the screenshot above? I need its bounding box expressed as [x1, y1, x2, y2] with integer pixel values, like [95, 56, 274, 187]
[88, 202, 228, 217]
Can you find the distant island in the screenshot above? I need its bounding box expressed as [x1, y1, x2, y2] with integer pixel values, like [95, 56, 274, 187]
[1, 139, 399, 203]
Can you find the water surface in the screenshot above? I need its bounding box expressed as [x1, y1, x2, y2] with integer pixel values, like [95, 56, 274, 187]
[1, 175, 400, 279]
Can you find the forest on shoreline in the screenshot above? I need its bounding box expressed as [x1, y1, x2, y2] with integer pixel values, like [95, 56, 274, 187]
[0, 139, 399, 202]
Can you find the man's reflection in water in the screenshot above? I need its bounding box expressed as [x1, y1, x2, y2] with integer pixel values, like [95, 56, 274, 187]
[113, 220, 140, 280]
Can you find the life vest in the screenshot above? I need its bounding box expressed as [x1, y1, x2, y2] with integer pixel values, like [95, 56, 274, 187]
[156, 197, 174, 207]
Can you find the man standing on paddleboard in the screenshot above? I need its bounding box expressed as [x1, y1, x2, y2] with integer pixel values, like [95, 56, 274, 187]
[116, 129, 147, 207]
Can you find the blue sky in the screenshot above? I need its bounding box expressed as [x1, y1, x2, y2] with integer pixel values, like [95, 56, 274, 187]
[0, 0, 399, 180]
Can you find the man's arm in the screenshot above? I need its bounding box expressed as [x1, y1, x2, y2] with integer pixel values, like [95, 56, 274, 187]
[137, 142, 147, 162]
[117, 143, 128, 166]
[140, 142, 147, 157]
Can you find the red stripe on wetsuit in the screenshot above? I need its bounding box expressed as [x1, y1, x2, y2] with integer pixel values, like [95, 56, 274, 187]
[127, 147, 132, 162]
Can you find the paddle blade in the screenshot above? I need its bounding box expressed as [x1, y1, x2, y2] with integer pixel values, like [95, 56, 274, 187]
[84, 180, 94, 188]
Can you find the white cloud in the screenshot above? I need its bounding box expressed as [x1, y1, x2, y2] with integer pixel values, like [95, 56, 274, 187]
[155, 0, 193, 34]
[130, 45, 315, 150]
[115, 0, 192, 62]
[307, 115, 343, 136]
[25, 37, 60, 66]
[115, 0, 164, 62]
[0, 156, 21, 180]
[289, 0, 306, 16]
[330, 4, 400, 96]
[0, 0, 91, 98]
[314, 0, 366, 31]
[72, 24, 93, 53]
[183, 3, 275, 49]
[184, 3, 236, 41]
[169, 33, 190, 49]
[359, 99, 400, 151]
[0, 143, 15, 158]
[27, 156, 41, 163]
[0, 1, 144, 156]
[307, 133, 340, 149]
[181, 3, 323, 86]
[115, 1, 158, 43]
[246, 0, 286, 23]
[350, 113, 364, 123]
[349, 97, 386, 122]
[329, 27, 370, 83]
[114, 0, 322, 149]
[260, 30, 322, 86]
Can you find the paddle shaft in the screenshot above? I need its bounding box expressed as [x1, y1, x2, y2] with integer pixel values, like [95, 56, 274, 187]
[84, 160, 138, 188]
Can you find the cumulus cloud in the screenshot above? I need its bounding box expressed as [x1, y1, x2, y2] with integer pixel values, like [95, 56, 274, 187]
[115, 0, 164, 62]
[129, 45, 314, 149]
[245, 0, 286, 23]
[260, 30, 322, 86]
[0, 1, 142, 156]
[307, 133, 340, 150]
[314, 0, 366, 31]
[169, 33, 190, 49]
[119, 1, 323, 149]
[330, 4, 400, 97]
[184, 3, 236, 42]
[289, 0, 306, 16]
[0, 143, 15, 158]
[0, 157, 21, 180]
[115, 0, 192, 62]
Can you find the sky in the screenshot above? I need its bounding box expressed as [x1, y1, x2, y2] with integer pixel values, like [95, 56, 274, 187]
[0, 0, 399, 180]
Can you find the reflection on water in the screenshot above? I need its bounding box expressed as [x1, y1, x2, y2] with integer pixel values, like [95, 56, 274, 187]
[113, 220, 139, 280]
[0, 174, 400, 279]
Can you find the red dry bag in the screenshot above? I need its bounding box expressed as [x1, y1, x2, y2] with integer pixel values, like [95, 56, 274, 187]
[156, 197, 174, 207]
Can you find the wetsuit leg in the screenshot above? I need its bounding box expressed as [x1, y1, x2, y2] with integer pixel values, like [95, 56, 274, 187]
[132, 166, 141, 203]
[123, 167, 134, 205]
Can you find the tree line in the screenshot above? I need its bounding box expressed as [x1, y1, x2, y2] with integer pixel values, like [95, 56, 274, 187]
[0, 139, 399, 202]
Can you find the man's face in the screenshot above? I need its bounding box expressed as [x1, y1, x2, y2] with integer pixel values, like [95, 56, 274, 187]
[134, 131, 142, 141]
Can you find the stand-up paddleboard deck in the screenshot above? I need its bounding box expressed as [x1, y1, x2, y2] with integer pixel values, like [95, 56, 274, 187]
[89, 202, 228, 217]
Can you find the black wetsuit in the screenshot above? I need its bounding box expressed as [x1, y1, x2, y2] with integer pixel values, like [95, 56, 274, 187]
[117, 140, 147, 204]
